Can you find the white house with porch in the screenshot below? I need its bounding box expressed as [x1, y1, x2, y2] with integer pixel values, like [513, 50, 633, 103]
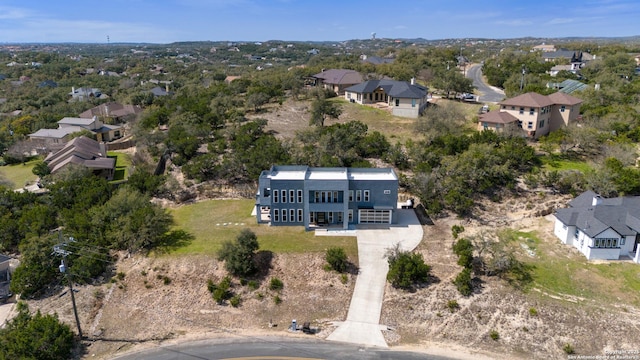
[554, 191, 640, 263]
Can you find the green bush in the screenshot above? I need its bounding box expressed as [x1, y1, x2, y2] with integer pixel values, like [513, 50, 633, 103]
[273, 295, 282, 304]
[229, 295, 241, 308]
[529, 307, 538, 316]
[453, 268, 473, 296]
[386, 247, 431, 290]
[217, 229, 260, 277]
[340, 273, 348, 284]
[269, 277, 283, 291]
[489, 330, 499, 341]
[563, 343, 575, 354]
[247, 280, 259, 290]
[447, 300, 460, 313]
[452, 238, 474, 269]
[325, 247, 348, 273]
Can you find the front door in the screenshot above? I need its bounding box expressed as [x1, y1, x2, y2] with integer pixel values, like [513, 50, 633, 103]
[316, 212, 326, 225]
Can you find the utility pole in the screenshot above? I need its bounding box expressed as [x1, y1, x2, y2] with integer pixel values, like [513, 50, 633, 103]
[54, 235, 83, 338]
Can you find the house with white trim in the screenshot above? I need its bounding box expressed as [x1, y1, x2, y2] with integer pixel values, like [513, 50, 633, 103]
[344, 79, 429, 118]
[255, 166, 398, 230]
[554, 191, 640, 263]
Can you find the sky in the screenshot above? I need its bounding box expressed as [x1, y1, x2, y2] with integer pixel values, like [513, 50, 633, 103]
[0, 0, 639, 44]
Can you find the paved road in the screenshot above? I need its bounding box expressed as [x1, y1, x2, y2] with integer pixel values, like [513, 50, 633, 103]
[113, 338, 456, 360]
[467, 64, 505, 103]
[327, 209, 423, 348]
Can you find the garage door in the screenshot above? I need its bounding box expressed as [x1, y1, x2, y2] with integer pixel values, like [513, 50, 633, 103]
[358, 209, 392, 224]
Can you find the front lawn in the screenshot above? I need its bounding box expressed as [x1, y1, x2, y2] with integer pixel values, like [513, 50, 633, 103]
[540, 155, 592, 173]
[169, 199, 358, 257]
[107, 151, 132, 182]
[0, 159, 39, 189]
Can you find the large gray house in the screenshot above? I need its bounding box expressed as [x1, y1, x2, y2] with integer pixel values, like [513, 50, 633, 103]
[256, 166, 398, 230]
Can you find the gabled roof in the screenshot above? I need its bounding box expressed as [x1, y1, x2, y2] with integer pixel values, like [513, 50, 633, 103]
[45, 136, 114, 174]
[547, 92, 583, 106]
[345, 80, 427, 99]
[150, 87, 171, 96]
[479, 111, 519, 124]
[555, 191, 640, 238]
[58, 117, 96, 127]
[29, 126, 85, 139]
[79, 102, 142, 119]
[361, 56, 394, 65]
[312, 69, 363, 85]
[500, 92, 555, 108]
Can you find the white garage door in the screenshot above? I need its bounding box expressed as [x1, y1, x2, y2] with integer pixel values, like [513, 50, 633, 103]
[358, 209, 391, 224]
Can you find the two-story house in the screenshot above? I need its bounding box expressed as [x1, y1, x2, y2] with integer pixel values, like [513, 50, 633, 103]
[255, 166, 398, 230]
[344, 79, 429, 118]
[496, 92, 582, 138]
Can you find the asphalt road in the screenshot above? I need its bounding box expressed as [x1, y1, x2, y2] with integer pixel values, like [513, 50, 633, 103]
[466, 64, 505, 103]
[112, 338, 458, 360]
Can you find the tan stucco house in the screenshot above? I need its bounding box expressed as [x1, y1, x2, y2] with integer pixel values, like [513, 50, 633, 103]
[498, 92, 582, 138]
[311, 69, 364, 95]
[477, 111, 520, 134]
[29, 116, 123, 144]
[344, 79, 429, 118]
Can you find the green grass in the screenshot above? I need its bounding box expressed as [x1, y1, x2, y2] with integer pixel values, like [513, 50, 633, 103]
[108, 151, 132, 182]
[541, 155, 592, 173]
[337, 99, 417, 144]
[168, 199, 358, 257]
[505, 229, 640, 306]
[0, 159, 39, 188]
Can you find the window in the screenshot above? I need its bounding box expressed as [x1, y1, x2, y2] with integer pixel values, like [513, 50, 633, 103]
[364, 190, 370, 202]
[309, 212, 315, 223]
[348, 210, 354, 222]
[114, 130, 121, 138]
[289, 190, 295, 203]
[281, 190, 287, 203]
[314, 191, 320, 203]
[274, 209, 279, 222]
[263, 188, 271, 197]
[594, 238, 621, 248]
[540, 120, 545, 128]
[297, 190, 303, 203]
[621, 238, 626, 246]
[483, 122, 488, 130]
[529, 108, 534, 115]
[328, 212, 334, 223]
[511, 106, 515, 110]
[282, 209, 288, 222]
[290, 209, 295, 222]
[561, 105, 566, 112]
[519, 107, 524, 114]
[574, 228, 580, 239]
[297, 209, 303, 222]
[411, 99, 416, 108]
[273, 190, 279, 203]
[395, 99, 400, 106]
[527, 122, 533, 129]
[356, 190, 362, 202]
[333, 191, 338, 203]
[349, 190, 354, 202]
[337, 212, 343, 223]
[384, 190, 391, 195]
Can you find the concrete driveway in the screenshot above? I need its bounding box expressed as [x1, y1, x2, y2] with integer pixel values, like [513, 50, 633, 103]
[327, 209, 423, 348]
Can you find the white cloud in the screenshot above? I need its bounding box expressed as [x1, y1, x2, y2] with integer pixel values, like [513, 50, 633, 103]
[546, 18, 575, 25]
[495, 19, 533, 26]
[0, 6, 32, 20]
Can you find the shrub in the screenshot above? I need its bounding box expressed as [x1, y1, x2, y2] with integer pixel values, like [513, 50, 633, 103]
[386, 246, 431, 290]
[563, 343, 575, 354]
[247, 280, 259, 290]
[325, 247, 348, 273]
[451, 225, 465, 239]
[229, 295, 241, 308]
[163, 276, 171, 285]
[273, 295, 282, 304]
[529, 307, 538, 316]
[269, 277, 283, 291]
[490, 330, 499, 341]
[207, 279, 216, 293]
[116, 272, 126, 281]
[453, 268, 473, 296]
[340, 273, 348, 284]
[452, 238, 474, 269]
[447, 300, 460, 313]
[217, 229, 260, 277]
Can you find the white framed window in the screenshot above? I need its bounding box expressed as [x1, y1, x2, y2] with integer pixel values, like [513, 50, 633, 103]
[297, 209, 303, 222]
[395, 98, 400, 106]
[621, 238, 626, 246]
[290, 209, 295, 222]
[529, 108, 534, 115]
[337, 212, 343, 223]
[364, 190, 370, 202]
[411, 99, 416, 108]
[281, 190, 287, 203]
[282, 209, 288, 222]
[561, 105, 566, 112]
[274, 209, 280, 222]
[527, 122, 533, 129]
[333, 191, 338, 203]
[348, 210, 353, 222]
[273, 190, 279, 203]
[328, 212, 334, 223]
[356, 190, 362, 202]
[519, 107, 524, 114]
[384, 190, 391, 195]
[297, 190, 303, 203]
[309, 212, 315, 223]
[289, 190, 295, 203]
[349, 190, 354, 202]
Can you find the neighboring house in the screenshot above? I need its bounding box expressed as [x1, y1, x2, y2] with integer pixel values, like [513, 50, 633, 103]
[0, 254, 11, 282]
[477, 111, 520, 133]
[532, 44, 556, 52]
[344, 79, 429, 118]
[150, 86, 172, 97]
[311, 69, 364, 95]
[498, 91, 583, 138]
[45, 136, 115, 179]
[69, 87, 104, 101]
[360, 55, 395, 65]
[547, 79, 589, 94]
[38, 80, 58, 88]
[79, 102, 142, 122]
[29, 116, 123, 144]
[542, 50, 593, 71]
[554, 191, 640, 264]
[255, 166, 398, 230]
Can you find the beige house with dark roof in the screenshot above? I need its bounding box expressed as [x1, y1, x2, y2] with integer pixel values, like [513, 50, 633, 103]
[312, 69, 364, 95]
[45, 136, 115, 179]
[79, 102, 142, 122]
[498, 92, 582, 138]
[477, 112, 520, 133]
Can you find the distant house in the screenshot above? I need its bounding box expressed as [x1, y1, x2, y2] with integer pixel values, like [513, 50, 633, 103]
[29, 116, 123, 144]
[498, 92, 583, 138]
[79, 102, 142, 122]
[150, 86, 172, 97]
[344, 79, 429, 118]
[360, 55, 395, 65]
[38, 80, 58, 88]
[554, 191, 640, 263]
[45, 136, 115, 180]
[477, 112, 520, 134]
[69, 86, 105, 101]
[531, 44, 556, 52]
[255, 166, 399, 230]
[547, 79, 588, 94]
[311, 69, 364, 95]
[307, 48, 320, 55]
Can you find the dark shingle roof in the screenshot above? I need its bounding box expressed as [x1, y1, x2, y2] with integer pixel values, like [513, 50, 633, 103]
[312, 69, 363, 85]
[345, 80, 427, 99]
[555, 191, 640, 237]
[479, 112, 519, 124]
